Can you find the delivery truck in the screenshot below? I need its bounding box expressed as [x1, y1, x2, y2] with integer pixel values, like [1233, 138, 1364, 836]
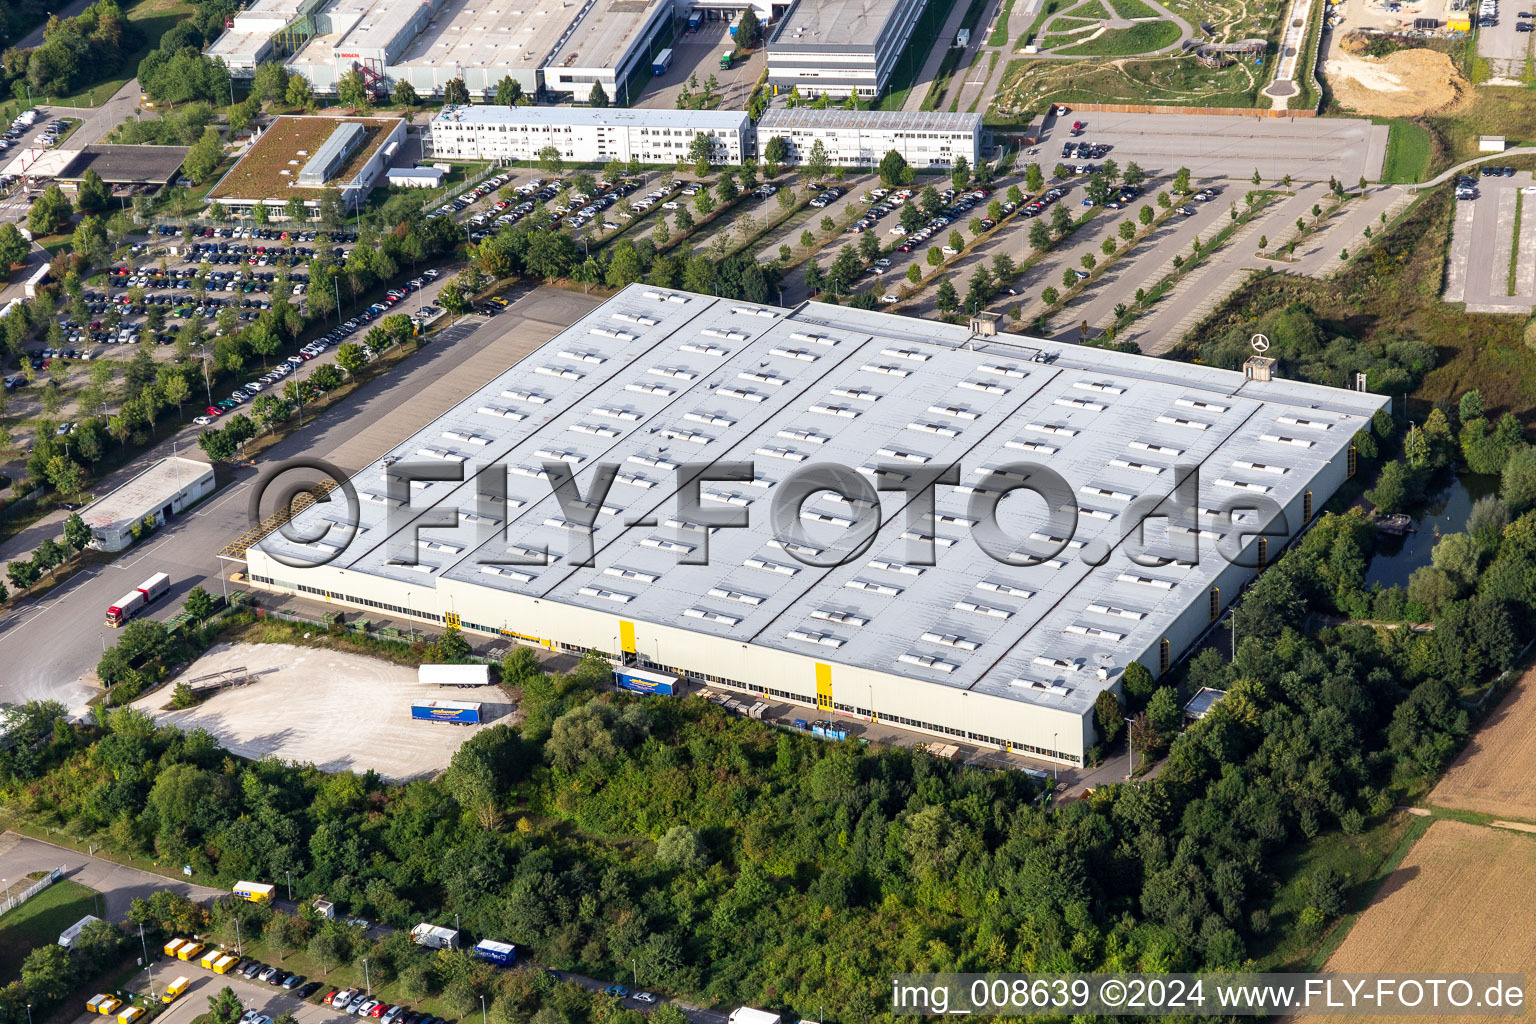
[87, 996, 113, 1014]
[162, 979, 190, 1004]
[58, 914, 102, 949]
[614, 666, 679, 696]
[119, 1006, 146, 1024]
[213, 953, 240, 974]
[163, 938, 188, 958]
[687, 10, 703, 30]
[473, 939, 517, 966]
[652, 48, 673, 74]
[177, 941, 205, 961]
[411, 923, 460, 949]
[200, 949, 223, 970]
[106, 572, 171, 627]
[233, 880, 275, 904]
[410, 700, 482, 725]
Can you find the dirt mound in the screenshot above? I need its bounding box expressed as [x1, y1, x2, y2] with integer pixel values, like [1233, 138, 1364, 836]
[1324, 46, 1465, 116]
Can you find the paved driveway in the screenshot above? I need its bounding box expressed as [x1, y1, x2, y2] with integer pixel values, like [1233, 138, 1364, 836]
[0, 832, 224, 922]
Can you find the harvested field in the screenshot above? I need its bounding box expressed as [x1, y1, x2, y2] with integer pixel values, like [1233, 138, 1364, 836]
[1323, 47, 1465, 117]
[1429, 669, 1536, 821]
[1310, 820, 1536, 1023]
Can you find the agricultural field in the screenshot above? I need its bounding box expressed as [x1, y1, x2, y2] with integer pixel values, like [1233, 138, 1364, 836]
[1312, 820, 1536, 1021]
[1429, 670, 1536, 821]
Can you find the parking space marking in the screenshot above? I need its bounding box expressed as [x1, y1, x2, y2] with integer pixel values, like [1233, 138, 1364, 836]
[1444, 199, 1475, 303]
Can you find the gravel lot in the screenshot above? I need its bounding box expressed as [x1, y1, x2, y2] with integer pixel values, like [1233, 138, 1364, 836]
[135, 642, 510, 779]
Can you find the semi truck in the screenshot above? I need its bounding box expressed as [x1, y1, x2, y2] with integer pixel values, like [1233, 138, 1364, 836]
[410, 699, 482, 725]
[105, 572, 171, 627]
[411, 923, 460, 949]
[473, 939, 517, 966]
[720, 50, 734, 69]
[419, 664, 490, 686]
[233, 880, 275, 904]
[614, 666, 679, 696]
[687, 10, 703, 31]
[652, 48, 673, 75]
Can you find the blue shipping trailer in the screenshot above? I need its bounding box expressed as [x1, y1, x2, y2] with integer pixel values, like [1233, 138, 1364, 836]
[410, 700, 482, 725]
[615, 666, 679, 696]
[687, 10, 703, 30]
[652, 48, 673, 74]
[474, 940, 517, 966]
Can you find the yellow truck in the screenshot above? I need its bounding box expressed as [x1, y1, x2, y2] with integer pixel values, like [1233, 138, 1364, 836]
[86, 995, 113, 1014]
[177, 941, 206, 961]
[118, 1007, 146, 1024]
[233, 881, 275, 904]
[163, 938, 187, 958]
[96, 997, 123, 1016]
[200, 949, 224, 970]
[163, 977, 191, 1003]
[213, 953, 240, 974]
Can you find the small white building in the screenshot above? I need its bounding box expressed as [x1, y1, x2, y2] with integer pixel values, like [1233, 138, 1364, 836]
[80, 456, 215, 552]
[386, 167, 447, 188]
[425, 106, 752, 166]
[756, 108, 982, 170]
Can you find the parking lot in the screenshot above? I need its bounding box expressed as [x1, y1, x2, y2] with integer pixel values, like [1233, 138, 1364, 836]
[631, 18, 765, 110]
[1037, 110, 1389, 183]
[1477, 1, 1534, 78]
[132, 642, 511, 780]
[1445, 167, 1536, 313]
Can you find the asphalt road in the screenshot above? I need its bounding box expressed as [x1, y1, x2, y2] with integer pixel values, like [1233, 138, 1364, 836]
[0, 831, 225, 920]
[1041, 110, 1389, 183]
[0, 287, 602, 710]
[630, 20, 763, 111]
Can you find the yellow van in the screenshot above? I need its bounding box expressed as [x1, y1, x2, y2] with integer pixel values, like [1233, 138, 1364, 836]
[163, 977, 191, 1003]
[200, 949, 223, 970]
[96, 997, 123, 1016]
[177, 942, 206, 961]
[213, 954, 240, 974]
[118, 1007, 146, 1024]
[163, 938, 187, 958]
[86, 995, 112, 1014]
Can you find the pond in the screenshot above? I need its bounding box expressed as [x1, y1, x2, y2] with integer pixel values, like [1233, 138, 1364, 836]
[1365, 473, 1501, 590]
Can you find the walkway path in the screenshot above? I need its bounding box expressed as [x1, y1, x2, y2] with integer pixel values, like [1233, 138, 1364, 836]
[1262, 0, 1314, 108]
[1410, 148, 1536, 189]
[902, 0, 984, 111]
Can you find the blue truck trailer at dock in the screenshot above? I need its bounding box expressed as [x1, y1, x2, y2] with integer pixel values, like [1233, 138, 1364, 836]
[614, 666, 679, 696]
[410, 700, 482, 725]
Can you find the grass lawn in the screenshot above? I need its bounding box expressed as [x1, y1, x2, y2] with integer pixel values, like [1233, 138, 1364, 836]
[1251, 811, 1428, 971]
[0, 879, 100, 982]
[1044, 18, 1180, 53]
[875, 0, 962, 110]
[1423, 85, 1536, 170]
[1018, 0, 1063, 46]
[47, 0, 195, 108]
[1106, 0, 1160, 15]
[988, 0, 1018, 45]
[1378, 117, 1433, 183]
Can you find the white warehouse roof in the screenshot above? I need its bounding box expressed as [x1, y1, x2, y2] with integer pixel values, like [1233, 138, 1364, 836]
[253, 288, 1384, 719]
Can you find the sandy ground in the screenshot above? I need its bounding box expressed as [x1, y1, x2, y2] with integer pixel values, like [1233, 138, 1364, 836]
[1306, 819, 1536, 1023]
[1430, 669, 1536, 820]
[133, 642, 511, 780]
[1324, 46, 1465, 116]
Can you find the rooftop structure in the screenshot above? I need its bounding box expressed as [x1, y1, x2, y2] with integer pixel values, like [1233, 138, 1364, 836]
[425, 105, 751, 164]
[207, 115, 406, 208]
[243, 287, 1385, 764]
[758, 108, 981, 133]
[0, 145, 188, 186]
[82, 456, 214, 552]
[539, 0, 672, 103]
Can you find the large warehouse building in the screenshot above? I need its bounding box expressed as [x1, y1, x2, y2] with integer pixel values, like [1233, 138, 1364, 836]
[211, 0, 671, 102]
[425, 105, 752, 164]
[766, 0, 932, 98]
[757, 108, 981, 169]
[242, 287, 1385, 765]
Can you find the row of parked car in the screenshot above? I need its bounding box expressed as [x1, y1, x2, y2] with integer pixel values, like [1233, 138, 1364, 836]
[155, 224, 360, 244]
[807, 184, 846, 209]
[322, 986, 449, 1024]
[892, 187, 1001, 252]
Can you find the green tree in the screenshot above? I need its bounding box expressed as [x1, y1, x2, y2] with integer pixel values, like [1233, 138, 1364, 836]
[392, 79, 419, 109]
[0, 222, 29, 277]
[338, 71, 371, 111]
[495, 75, 523, 106]
[444, 78, 470, 106]
[934, 277, 958, 313]
[335, 342, 368, 376]
[1093, 690, 1125, 745]
[951, 155, 970, 188]
[537, 145, 565, 176]
[28, 184, 72, 236]
[182, 126, 224, 185]
[877, 149, 910, 187]
[285, 73, 314, 109]
[588, 81, 609, 107]
[1025, 163, 1044, 193]
[805, 138, 831, 181]
[76, 167, 110, 212]
[736, 6, 762, 47]
[184, 585, 215, 621]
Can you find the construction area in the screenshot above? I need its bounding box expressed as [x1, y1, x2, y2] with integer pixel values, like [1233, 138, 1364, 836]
[1322, 35, 1466, 116]
[133, 643, 506, 780]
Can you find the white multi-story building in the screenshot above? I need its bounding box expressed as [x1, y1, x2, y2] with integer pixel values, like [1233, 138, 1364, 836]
[766, 0, 931, 98]
[757, 108, 981, 169]
[425, 106, 752, 165]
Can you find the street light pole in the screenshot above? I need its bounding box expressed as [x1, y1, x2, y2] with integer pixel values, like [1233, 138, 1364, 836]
[363, 959, 370, 996]
[235, 916, 242, 956]
[286, 869, 292, 902]
[631, 958, 637, 988]
[479, 997, 486, 1024]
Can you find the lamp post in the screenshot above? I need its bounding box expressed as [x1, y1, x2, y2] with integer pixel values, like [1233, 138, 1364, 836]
[234, 916, 242, 956]
[286, 869, 292, 902]
[140, 923, 155, 1000]
[479, 996, 486, 1024]
[1052, 732, 1057, 784]
[631, 958, 637, 988]
[362, 958, 370, 996]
